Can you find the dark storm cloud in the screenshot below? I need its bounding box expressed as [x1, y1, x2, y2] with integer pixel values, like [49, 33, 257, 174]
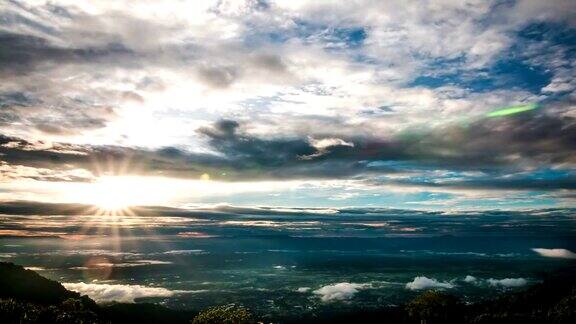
[357, 108, 576, 169]
[0, 32, 135, 76]
[382, 175, 576, 192]
[0, 31, 132, 135]
[0, 119, 366, 182]
[0, 201, 338, 218]
[1, 108, 575, 192]
[196, 119, 374, 178]
[0, 200, 93, 216]
[0, 134, 209, 181]
[0, 93, 115, 135]
[0, 200, 574, 225]
[0, 92, 37, 108]
[0, 32, 74, 74]
[185, 111, 575, 187]
[0, 201, 422, 221]
[415, 112, 576, 166]
[0, 201, 211, 219]
[198, 119, 317, 165]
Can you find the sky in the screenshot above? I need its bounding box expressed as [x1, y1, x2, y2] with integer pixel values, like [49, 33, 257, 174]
[0, 0, 575, 210]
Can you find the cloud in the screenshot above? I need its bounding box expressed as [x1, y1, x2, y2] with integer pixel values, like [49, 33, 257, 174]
[85, 260, 173, 268]
[313, 282, 370, 302]
[0, 200, 335, 218]
[463, 275, 529, 288]
[62, 282, 193, 303]
[1, 200, 574, 221]
[406, 275, 528, 289]
[486, 278, 528, 288]
[0, 0, 575, 211]
[162, 249, 207, 255]
[405, 277, 454, 290]
[0, 200, 103, 216]
[394, 111, 576, 169]
[532, 248, 576, 259]
[0, 32, 134, 76]
[24, 266, 48, 271]
[0, 229, 67, 238]
[464, 275, 478, 283]
[196, 65, 239, 88]
[177, 231, 218, 238]
[2, 109, 575, 188]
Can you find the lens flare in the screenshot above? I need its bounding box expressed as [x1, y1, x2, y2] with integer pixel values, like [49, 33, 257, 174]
[486, 103, 539, 117]
[80, 256, 113, 281]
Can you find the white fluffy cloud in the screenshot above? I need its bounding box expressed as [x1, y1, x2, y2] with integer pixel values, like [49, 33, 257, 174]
[62, 282, 191, 303]
[463, 275, 528, 288]
[464, 275, 478, 283]
[405, 276, 454, 290]
[313, 282, 370, 302]
[532, 248, 576, 259]
[486, 278, 527, 288]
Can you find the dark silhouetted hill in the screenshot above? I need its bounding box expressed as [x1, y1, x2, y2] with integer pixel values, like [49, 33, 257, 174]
[0, 262, 83, 305]
[0, 262, 196, 323]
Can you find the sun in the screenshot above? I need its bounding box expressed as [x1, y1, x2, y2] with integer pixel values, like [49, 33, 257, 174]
[88, 177, 142, 211]
[69, 176, 169, 211]
[93, 194, 130, 211]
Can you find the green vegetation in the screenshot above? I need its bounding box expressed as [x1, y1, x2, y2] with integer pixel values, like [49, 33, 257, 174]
[0, 298, 100, 324]
[406, 290, 463, 324]
[192, 304, 253, 324]
[2, 262, 576, 323]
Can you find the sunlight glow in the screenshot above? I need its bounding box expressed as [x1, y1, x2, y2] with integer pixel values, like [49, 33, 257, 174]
[69, 176, 174, 211]
[1, 173, 312, 210]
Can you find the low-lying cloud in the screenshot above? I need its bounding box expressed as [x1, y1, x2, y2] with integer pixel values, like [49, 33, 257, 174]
[486, 278, 528, 288]
[313, 282, 370, 302]
[532, 248, 576, 259]
[71, 260, 173, 269]
[405, 276, 454, 290]
[462, 275, 528, 288]
[62, 282, 194, 303]
[406, 275, 529, 290]
[464, 275, 478, 283]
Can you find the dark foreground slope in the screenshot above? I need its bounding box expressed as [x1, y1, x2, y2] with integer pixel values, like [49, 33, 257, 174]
[0, 262, 196, 323]
[0, 262, 86, 304]
[1, 262, 576, 323]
